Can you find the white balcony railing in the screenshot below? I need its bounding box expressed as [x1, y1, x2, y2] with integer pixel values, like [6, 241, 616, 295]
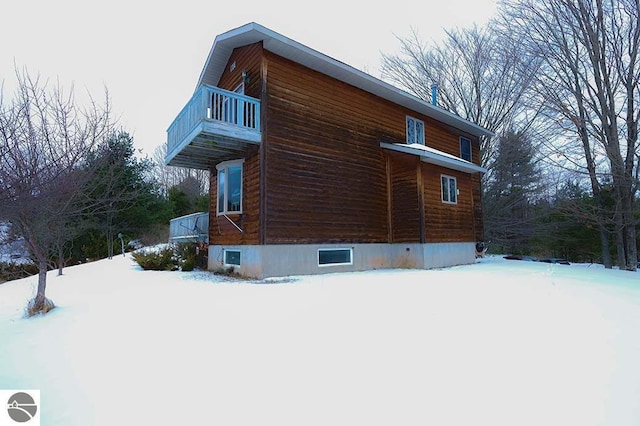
[167, 85, 261, 156]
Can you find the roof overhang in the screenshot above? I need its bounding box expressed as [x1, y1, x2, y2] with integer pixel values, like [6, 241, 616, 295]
[197, 22, 494, 139]
[380, 142, 487, 174]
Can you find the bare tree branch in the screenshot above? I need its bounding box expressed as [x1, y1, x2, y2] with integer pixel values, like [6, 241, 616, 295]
[0, 66, 116, 314]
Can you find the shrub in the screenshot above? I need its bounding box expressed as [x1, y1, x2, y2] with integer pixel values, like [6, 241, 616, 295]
[0, 261, 39, 283]
[175, 243, 196, 272]
[131, 245, 177, 271]
[181, 258, 196, 272]
[131, 243, 202, 272]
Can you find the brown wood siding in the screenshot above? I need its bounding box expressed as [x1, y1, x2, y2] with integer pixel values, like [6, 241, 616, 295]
[217, 43, 263, 98]
[472, 173, 484, 241]
[207, 43, 264, 246]
[389, 152, 421, 243]
[471, 140, 484, 241]
[422, 164, 475, 243]
[419, 112, 484, 242]
[423, 120, 481, 160]
[209, 44, 483, 246]
[262, 51, 391, 244]
[209, 141, 261, 245]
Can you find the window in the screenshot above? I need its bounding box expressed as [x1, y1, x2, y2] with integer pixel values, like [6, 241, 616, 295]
[318, 248, 353, 266]
[406, 116, 425, 145]
[441, 175, 458, 204]
[224, 249, 241, 266]
[460, 137, 472, 161]
[216, 159, 244, 215]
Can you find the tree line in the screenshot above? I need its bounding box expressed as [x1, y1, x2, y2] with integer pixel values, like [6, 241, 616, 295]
[382, 0, 639, 270]
[0, 69, 208, 314]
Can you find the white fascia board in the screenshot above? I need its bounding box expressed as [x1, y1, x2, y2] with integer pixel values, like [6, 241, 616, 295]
[380, 142, 487, 174]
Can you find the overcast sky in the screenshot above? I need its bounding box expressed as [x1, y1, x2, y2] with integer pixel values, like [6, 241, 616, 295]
[1, 0, 497, 158]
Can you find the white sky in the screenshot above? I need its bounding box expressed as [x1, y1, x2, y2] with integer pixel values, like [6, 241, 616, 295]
[1, 0, 497, 158]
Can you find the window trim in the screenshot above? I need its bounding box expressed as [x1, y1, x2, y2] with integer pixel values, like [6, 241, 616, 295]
[318, 248, 353, 267]
[460, 137, 472, 162]
[223, 249, 241, 267]
[406, 115, 425, 145]
[441, 174, 458, 204]
[216, 159, 245, 215]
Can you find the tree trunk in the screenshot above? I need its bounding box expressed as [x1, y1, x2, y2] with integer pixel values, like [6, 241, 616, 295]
[622, 193, 638, 271]
[598, 225, 612, 268]
[57, 242, 64, 276]
[624, 224, 637, 271]
[34, 258, 48, 311]
[614, 212, 626, 269]
[106, 215, 114, 259]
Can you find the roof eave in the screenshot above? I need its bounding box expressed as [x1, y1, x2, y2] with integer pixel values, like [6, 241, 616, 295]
[196, 22, 494, 139]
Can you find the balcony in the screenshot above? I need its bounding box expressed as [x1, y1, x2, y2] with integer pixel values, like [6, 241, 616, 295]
[166, 85, 261, 170]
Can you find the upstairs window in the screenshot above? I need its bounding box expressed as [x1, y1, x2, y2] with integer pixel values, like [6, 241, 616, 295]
[460, 137, 472, 161]
[406, 116, 425, 145]
[216, 159, 244, 215]
[441, 175, 458, 204]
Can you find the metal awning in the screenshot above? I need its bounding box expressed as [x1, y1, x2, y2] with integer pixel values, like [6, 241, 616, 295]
[380, 142, 487, 174]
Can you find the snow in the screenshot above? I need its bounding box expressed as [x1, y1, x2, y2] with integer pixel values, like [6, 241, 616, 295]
[1, 254, 639, 425]
[0, 223, 30, 265]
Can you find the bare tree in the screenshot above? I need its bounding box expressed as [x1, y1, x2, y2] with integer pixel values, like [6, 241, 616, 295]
[151, 144, 209, 197]
[0, 69, 114, 314]
[381, 22, 542, 246]
[499, 0, 639, 270]
[381, 24, 539, 170]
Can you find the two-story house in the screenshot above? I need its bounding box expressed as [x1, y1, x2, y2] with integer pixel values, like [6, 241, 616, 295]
[166, 22, 492, 279]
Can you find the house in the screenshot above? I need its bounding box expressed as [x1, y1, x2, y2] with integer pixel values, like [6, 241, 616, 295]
[166, 22, 493, 279]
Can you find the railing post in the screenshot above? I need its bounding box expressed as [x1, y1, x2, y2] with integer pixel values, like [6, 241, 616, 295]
[253, 103, 258, 129]
[202, 86, 209, 121]
[236, 98, 244, 126]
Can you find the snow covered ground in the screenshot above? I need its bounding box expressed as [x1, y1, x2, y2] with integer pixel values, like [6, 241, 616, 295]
[1, 254, 639, 425]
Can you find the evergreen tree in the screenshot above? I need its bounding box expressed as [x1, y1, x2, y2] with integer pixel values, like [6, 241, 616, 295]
[535, 181, 611, 263]
[76, 131, 164, 259]
[484, 129, 542, 254]
[167, 186, 192, 218]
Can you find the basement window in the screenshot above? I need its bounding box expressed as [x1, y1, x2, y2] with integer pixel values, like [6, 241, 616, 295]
[224, 249, 241, 266]
[318, 248, 353, 267]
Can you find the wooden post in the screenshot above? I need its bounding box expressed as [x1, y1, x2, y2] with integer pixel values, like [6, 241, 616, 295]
[417, 162, 426, 244]
[386, 152, 393, 243]
[259, 53, 268, 245]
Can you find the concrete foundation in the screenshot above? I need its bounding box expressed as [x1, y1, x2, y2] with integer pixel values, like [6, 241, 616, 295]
[208, 242, 476, 279]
